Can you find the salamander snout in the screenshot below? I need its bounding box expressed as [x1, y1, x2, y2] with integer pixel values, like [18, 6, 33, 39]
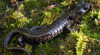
[83, 5, 90, 10]
[76, 2, 91, 15]
[81, 3, 91, 13]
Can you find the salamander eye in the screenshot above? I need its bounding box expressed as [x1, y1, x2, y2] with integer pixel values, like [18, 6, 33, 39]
[83, 5, 90, 10]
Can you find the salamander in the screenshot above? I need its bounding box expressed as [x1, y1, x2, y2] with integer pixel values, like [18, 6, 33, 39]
[4, 1, 91, 55]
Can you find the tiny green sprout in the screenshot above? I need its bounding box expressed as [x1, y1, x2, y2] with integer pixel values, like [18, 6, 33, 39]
[12, 11, 32, 28]
[17, 17, 32, 28]
[12, 11, 24, 19]
[54, 7, 62, 15]
[18, 4, 24, 11]
[95, 19, 100, 25]
[91, 10, 100, 25]
[44, 11, 52, 18]
[61, 1, 68, 6]
[88, 49, 91, 52]
[31, 9, 36, 13]
[10, 24, 15, 27]
[89, 38, 95, 43]
[59, 45, 64, 49]
[25, 0, 30, 3]
[98, 10, 100, 19]
[68, 50, 73, 53]
[41, 11, 53, 25]
[90, 10, 98, 18]
[25, 44, 32, 52]
[4, 23, 8, 28]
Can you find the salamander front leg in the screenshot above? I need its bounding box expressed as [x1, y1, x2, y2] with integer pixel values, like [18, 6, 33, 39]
[65, 24, 71, 32]
[65, 23, 77, 32]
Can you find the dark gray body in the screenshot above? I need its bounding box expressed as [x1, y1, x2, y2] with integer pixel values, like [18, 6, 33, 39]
[4, 2, 91, 55]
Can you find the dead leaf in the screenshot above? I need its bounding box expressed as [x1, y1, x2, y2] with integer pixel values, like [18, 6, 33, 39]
[10, 0, 17, 4]
[46, 4, 56, 10]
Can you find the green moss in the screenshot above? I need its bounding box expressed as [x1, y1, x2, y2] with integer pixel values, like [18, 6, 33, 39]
[1, 0, 100, 55]
[71, 31, 88, 55]
[80, 10, 100, 39]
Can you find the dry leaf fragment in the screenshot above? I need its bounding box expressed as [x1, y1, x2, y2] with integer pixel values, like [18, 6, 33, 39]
[46, 4, 56, 10]
[10, 0, 17, 4]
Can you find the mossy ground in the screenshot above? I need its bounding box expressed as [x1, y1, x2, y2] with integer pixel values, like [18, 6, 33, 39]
[0, 0, 100, 55]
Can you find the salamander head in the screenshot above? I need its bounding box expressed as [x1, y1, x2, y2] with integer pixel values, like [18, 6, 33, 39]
[68, 1, 91, 23]
[75, 1, 91, 15]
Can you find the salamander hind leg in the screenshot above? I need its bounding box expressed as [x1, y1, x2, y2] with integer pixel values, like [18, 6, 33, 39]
[65, 23, 78, 32]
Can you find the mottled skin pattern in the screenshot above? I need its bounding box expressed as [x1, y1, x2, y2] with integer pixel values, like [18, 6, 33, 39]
[4, 2, 91, 55]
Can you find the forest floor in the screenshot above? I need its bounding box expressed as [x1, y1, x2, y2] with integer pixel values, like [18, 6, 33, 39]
[0, 0, 100, 55]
